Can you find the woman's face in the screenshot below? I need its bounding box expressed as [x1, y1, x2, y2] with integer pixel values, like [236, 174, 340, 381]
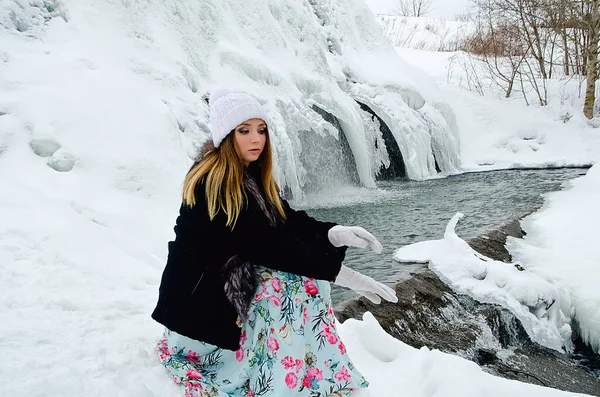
[233, 118, 267, 166]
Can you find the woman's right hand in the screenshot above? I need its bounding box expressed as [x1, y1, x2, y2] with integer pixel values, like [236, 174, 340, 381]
[333, 265, 398, 304]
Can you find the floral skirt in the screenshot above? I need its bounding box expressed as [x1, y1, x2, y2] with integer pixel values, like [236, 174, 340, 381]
[157, 267, 369, 397]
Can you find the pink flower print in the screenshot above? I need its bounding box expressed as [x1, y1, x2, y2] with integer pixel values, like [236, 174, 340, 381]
[334, 366, 351, 382]
[184, 349, 200, 365]
[302, 376, 312, 388]
[269, 295, 281, 306]
[302, 367, 323, 389]
[272, 277, 281, 293]
[338, 341, 347, 355]
[328, 305, 334, 316]
[303, 307, 309, 325]
[235, 348, 244, 362]
[321, 324, 338, 344]
[267, 336, 279, 352]
[159, 342, 170, 361]
[295, 359, 304, 373]
[254, 293, 264, 302]
[281, 356, 295, 370]
[248, 391, 254, 397]
[185, 369, 202, 380]
[326, 332, 338, 344]
[184, 390, 195, 397]
[285, 372, 298, 389]
[240, 330, 247, 346]
[306, 367, 323, 381]
[304, 279, 318, 295]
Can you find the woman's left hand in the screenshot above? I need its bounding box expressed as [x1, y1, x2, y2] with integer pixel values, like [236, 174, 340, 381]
[327, 225, 383, 253]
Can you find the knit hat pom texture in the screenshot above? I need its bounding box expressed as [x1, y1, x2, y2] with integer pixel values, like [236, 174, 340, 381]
[209, 88, 269, 148]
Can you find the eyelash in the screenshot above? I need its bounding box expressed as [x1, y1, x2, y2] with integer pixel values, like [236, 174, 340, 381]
[238, 129, 267, 134]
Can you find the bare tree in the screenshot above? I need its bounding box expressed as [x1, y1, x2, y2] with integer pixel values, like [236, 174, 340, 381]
[395, 0, 434, 17]
[457, 0, 600, 115]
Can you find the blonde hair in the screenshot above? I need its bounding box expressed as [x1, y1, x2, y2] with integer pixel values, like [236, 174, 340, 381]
[182, 129, 286, 228]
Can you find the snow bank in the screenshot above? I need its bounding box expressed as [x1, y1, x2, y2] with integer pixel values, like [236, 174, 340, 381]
[394, 213, 575, 352]
[508, 165, 600, 353]
[340, 312, 588, 397]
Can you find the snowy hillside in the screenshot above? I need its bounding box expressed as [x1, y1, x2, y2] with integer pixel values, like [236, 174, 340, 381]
[375, 14, 473, 52]
[1, 0, 461, 204]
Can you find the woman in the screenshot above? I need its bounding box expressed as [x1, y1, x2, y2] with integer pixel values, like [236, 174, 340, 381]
[152, 88, 397, 397]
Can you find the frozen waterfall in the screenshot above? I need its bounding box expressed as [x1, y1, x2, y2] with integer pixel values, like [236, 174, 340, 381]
[1, 0, 462, 201]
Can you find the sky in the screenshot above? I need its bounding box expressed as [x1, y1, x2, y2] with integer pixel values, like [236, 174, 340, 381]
[363, 0, 471, 19]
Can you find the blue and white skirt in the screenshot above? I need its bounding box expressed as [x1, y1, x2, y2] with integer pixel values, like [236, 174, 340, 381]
[156, 267, 369, 397]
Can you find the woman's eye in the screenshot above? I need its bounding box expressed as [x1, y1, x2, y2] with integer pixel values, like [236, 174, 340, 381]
[238, 129, 249, 134]
[258, 129, 267, 134]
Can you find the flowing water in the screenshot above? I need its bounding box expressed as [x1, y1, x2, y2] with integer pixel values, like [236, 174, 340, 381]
[298, 168, 588, 304]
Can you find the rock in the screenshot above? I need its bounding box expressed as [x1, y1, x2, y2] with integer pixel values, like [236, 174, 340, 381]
[468, 218, 527, 263]
[335, 216, 600, 396]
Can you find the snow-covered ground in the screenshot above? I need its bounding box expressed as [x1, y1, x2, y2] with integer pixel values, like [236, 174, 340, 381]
[508, 165, 600, 353]
[375, 15, 473, 51]
[1, 1, 599, 397]
[390, 47, 600, 171]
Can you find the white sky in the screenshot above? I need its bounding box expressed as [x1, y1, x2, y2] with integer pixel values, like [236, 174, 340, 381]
[364, 0, 470, 19]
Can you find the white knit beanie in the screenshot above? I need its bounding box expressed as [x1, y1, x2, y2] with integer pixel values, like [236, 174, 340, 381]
[209, 88, 270, 148]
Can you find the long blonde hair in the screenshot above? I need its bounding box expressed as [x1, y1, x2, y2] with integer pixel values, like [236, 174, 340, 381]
[182, 129, 286, 228]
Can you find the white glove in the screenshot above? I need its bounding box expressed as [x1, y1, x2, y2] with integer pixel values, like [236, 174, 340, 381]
[334, 265, 398, 304]
[328, 225, 383, 253]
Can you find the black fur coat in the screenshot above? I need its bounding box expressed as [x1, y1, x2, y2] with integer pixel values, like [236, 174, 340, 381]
[151, 149, 345, 351]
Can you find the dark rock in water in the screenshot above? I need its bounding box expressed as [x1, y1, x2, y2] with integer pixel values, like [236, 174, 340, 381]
[335, 218, 600, 396]
[468, 218, 526, 263]
[474, 348, 499, 366]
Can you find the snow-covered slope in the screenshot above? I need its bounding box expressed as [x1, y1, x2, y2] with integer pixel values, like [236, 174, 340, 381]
[375, 14, 473, 51]
[1, 0, 461, 204]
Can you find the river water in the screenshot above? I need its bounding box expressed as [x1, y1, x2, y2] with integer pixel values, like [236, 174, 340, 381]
[297, 168, 588, 304]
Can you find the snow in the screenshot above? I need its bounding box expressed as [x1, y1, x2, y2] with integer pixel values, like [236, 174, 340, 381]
[340, 312, 589, 397]
[375, 15, 474, 51]
[394, 213, 575, 352]
[507, 165, 600, 353]
[363, 0, 470, 20]
[1, 0, 463, 206]
[393, 165, 600, 355]
[389, 47, 600, 171]
[380, 15, 600, 355]
[1, 1, 599, 397]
